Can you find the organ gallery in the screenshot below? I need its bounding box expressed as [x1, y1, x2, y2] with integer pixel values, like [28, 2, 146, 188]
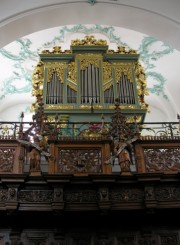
[0, 36, 179, 244]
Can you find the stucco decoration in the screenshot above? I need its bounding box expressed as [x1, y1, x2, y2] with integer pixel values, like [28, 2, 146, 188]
[0, 24, 179, 121]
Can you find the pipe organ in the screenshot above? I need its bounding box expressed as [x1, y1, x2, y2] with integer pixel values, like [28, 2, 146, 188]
[1, 37, 180, 245]
[32, 35, 148, 122]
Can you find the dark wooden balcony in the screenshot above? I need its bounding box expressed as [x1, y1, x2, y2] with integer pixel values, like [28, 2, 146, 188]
[0, 120, 180, 244]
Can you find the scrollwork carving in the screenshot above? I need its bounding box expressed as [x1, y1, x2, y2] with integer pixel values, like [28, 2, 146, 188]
[110, 187, 144, 201]
[64, 190, 98, 203]
[67, 62, 77, 85]
[117, 236, 135, 245]
[102, 62, 112, 85]
[144, 148, 180, 172]
[58, 149, 102, 173]
[114, 63, 133, 81]
[29, 239, 46, 245]
[18, 190, 53, 202]
[160, 233, 179, 245]
[155, 185, 180, 201]
[71, 35, 107, 46]
[46, 63, 65, 82]
[0, 189, 8, 202]
[80, 58, 100, 70]
[0, 148, 15, 172]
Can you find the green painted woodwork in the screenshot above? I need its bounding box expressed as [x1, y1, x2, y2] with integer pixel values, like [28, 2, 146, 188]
[37, 40, 147, 123]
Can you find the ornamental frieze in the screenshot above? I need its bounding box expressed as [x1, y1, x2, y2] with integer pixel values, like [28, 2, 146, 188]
[18, 190, 53, 202]
[116, 236, 136, 245]
[71, 233, 92, 245]
[1, 184, 180, 208]
[155, 185, 180, 201]
[0, 230, 179, 245]
[110, 187, 144, 201]
[64, 190, 98, 203]
[28, 239, 46, 245]
[0, 188, 16, 202]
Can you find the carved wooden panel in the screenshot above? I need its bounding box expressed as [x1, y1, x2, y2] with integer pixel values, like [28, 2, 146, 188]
[0, 229, 178, 245]
[50, 142, 111, 174]
[110, 187, 144, 202]
[116, 235, 136, 245]
[134, 142, 180, 173]
[0, 148, 15, 172]
[159, 233, 179, 245]
[58, 148, 102, 173]
[28, 239, 46, 245]
[144, 148, 180, 172]
[0, 141, 23, 174]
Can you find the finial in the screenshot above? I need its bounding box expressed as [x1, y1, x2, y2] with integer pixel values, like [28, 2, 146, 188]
[20, 112, 24, 122]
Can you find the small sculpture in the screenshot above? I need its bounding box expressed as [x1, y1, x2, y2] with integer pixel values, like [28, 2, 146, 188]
[114, 140, 132, 173]
[18, 135, 50, 174]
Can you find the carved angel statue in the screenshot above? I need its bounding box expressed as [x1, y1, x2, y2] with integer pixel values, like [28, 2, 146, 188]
[18, 135, 50, 172]
[113, 137, 137, 173]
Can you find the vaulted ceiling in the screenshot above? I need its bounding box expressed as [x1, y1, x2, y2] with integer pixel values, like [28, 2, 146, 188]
[0, 0, 180, 122]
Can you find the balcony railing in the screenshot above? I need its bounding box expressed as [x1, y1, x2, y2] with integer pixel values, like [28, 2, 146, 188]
[0, 121, 180, 175]
[0, 121, 179, 140]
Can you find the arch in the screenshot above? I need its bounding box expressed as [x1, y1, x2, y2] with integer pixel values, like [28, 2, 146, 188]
[0, 2, 180, 50]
